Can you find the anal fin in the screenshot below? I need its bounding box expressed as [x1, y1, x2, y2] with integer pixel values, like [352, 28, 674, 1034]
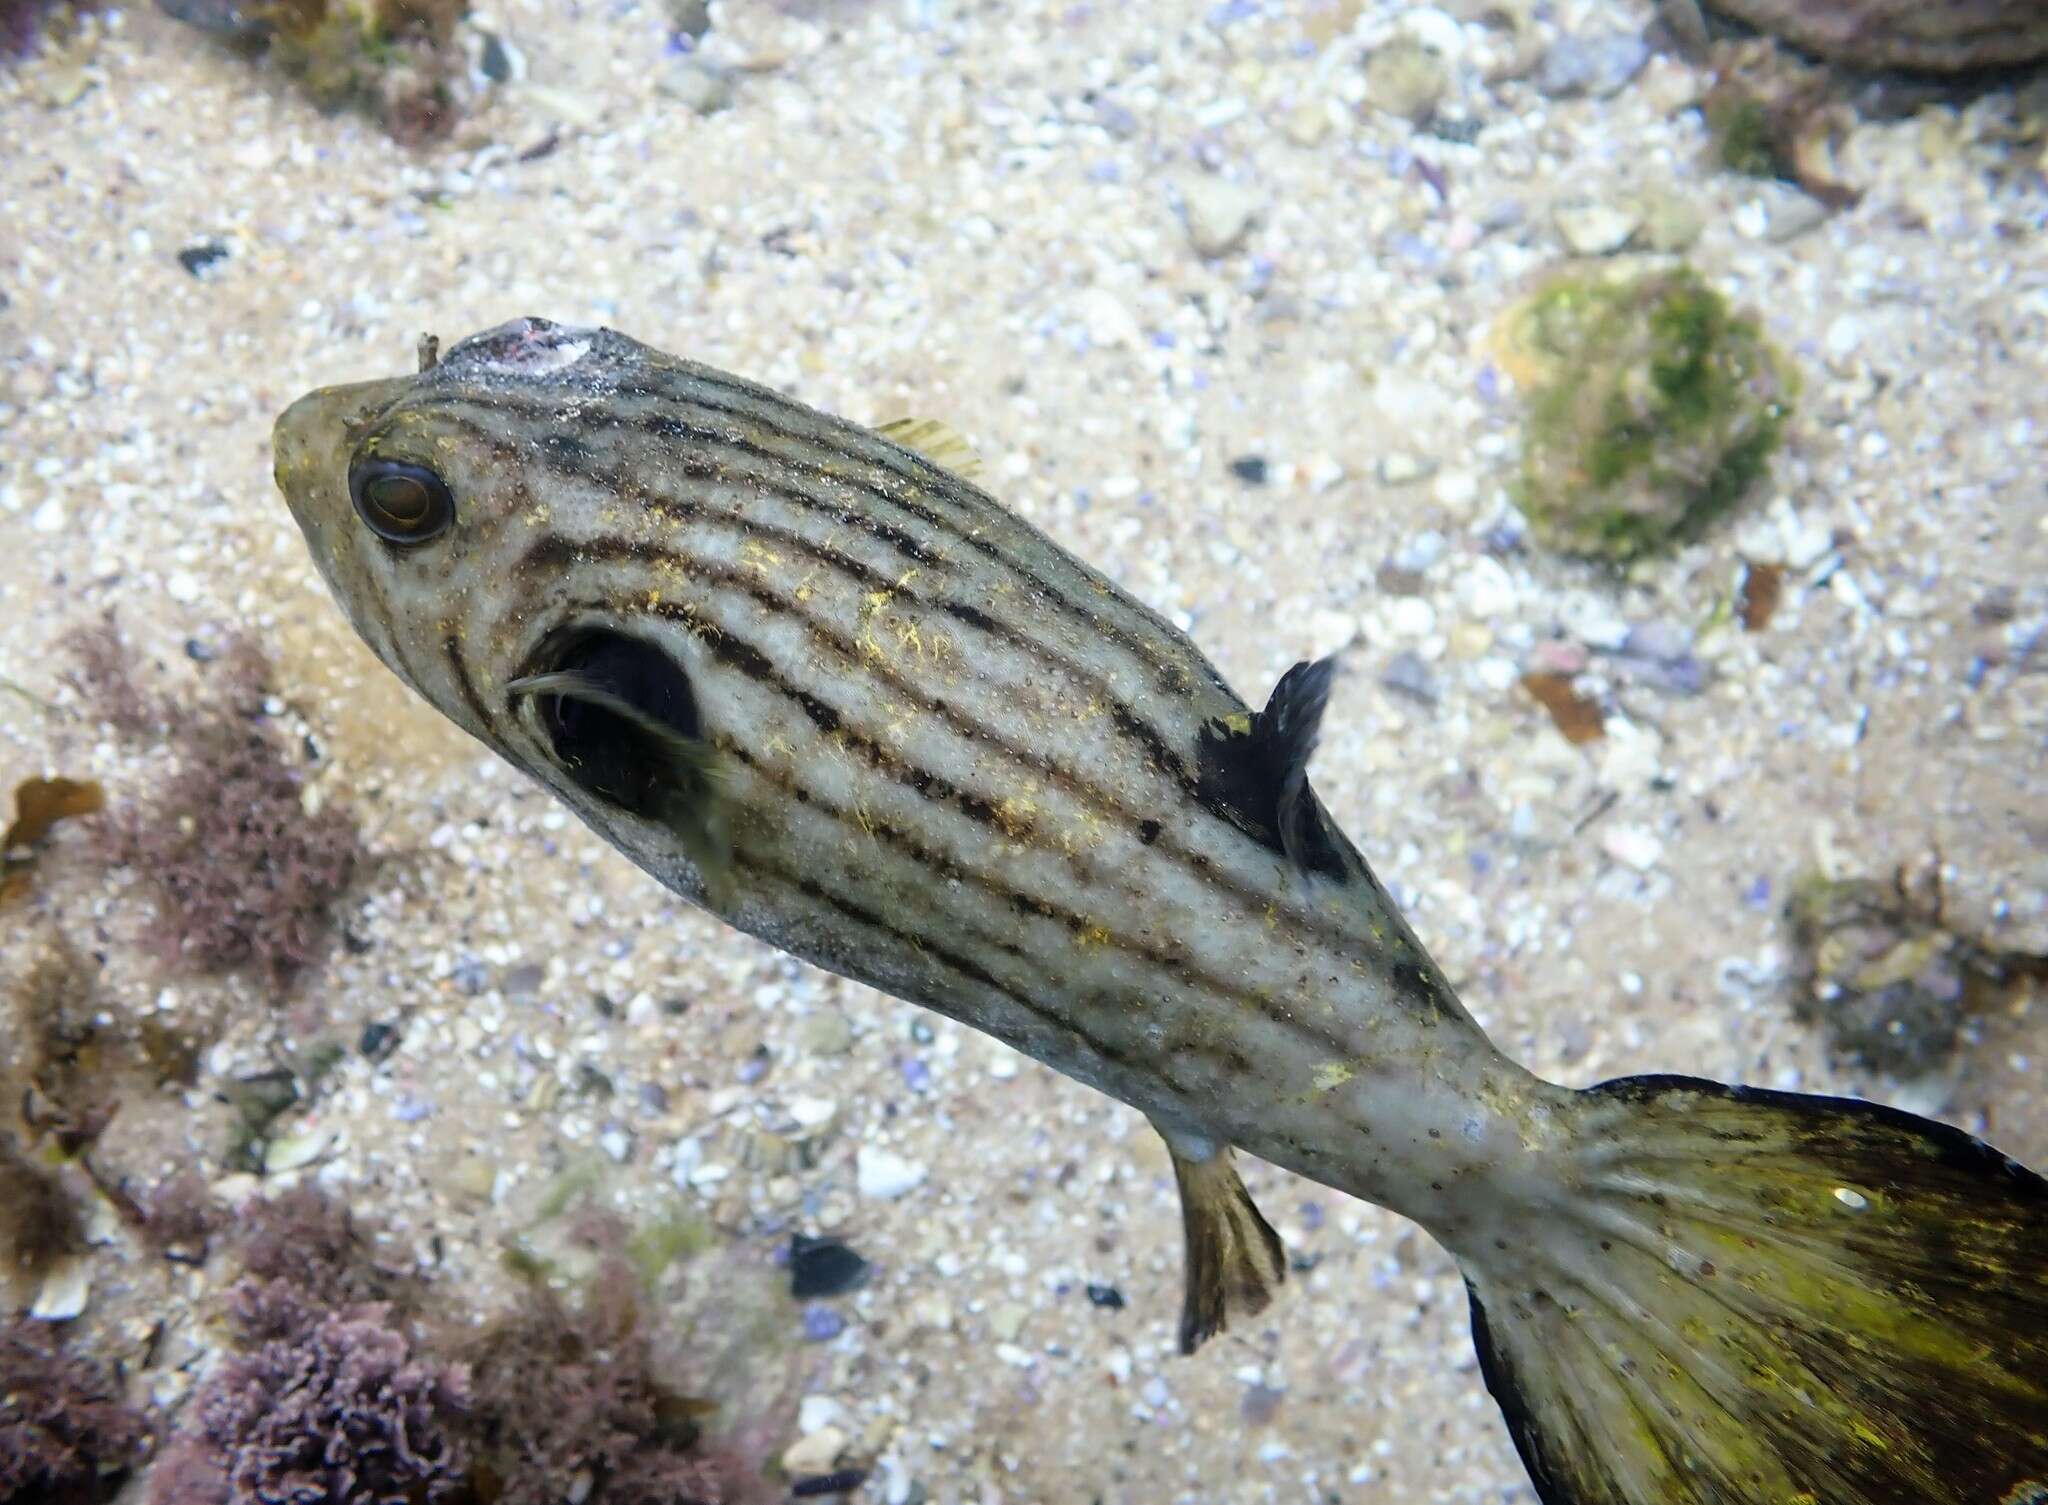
[1154, 1124, 1286, 1354]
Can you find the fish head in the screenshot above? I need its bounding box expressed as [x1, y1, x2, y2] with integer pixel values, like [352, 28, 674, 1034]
[272, 317, 719, 883]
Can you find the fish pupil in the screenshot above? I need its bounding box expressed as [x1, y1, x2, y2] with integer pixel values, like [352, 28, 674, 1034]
[369, 476, 429, 522]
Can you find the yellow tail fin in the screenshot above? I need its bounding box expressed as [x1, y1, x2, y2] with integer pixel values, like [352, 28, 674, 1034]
[1463, 1075, 2048, 1504]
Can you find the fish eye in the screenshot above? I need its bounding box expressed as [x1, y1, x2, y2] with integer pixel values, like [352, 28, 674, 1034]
[349, 457, 454, 545]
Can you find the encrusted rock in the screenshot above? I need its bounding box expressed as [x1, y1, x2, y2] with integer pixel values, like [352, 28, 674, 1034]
[1493, 264, 1795, 561]
[1688, 0, 2048, 72]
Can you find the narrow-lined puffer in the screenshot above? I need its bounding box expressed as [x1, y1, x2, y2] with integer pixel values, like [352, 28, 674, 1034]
[275, 317, 2048, 1505]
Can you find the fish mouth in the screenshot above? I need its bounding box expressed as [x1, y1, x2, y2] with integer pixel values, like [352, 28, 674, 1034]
[508, 627, 702, 820]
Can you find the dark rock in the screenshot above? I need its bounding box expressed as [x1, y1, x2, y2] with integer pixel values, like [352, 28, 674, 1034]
[1699, 0, 2048, 71]
[1085, 1282, 1126, 1309]
[1381, 650, 1437, 705]
[177, 239, 231, 279]
[790, 1233, 871, 1298]
[791, 1469, 871, 1499]
[478, 31, 516, 83]
[358, 1021, 401, 1061]
[667, 0, 712, 38]
[1786, 875, 1975, 1077]
[1228, 454, 1270, 486]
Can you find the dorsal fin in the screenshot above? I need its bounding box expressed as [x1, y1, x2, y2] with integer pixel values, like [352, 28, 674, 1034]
[876, 416, 984, 481]
[1192, 656, 1349, 882]
[1264, 658, 1336, 878]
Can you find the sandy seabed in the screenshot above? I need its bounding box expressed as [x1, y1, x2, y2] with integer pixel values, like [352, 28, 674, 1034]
[2, 1, 2045, 1501]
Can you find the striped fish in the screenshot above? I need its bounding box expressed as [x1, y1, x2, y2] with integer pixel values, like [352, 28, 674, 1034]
[276, 318, 2048, 1505]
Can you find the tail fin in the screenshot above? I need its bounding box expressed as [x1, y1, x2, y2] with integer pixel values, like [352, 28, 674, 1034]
[1461, 1074, 2048, 1505]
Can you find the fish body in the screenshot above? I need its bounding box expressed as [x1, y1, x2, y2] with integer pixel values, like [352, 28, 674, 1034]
[277, 319, 2048, 1505]
[276, 318, 1544, 1235]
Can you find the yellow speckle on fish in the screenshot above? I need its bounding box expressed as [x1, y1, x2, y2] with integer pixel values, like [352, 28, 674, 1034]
[996, 789, 1040, 840]
[1311, 1060, 1355, 1095]
[880, 701, 917, 744]
[1224, 712, 1254, 736]
[1061, 811, 1108, 854]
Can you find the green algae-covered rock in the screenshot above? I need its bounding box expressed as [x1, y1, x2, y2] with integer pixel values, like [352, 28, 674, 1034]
[1501, 266, 1796, 563]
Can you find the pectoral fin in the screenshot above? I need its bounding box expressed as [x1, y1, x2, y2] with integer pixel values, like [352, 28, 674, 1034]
[1154, 1123, 1286, 1354]
[507, 666, 735, 907]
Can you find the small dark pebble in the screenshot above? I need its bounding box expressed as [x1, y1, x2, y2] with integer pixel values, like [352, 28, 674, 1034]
[1610, 646, 1706, 696]
[737, 1046, 771, 1085]
[1381, 650, 1437, 704]
[1085, 1283, 1126, 1310]
[177, 239, 230, 278]
[790, 1233, 872, 1298]
[479, 31, 515, 82]
[1621, 620, 1692, 663]
[909, 1019, 935, 1044]
[184, 636, 219, 662]
[1973, 588, 2016, 626]
[1375, 562, 1428, 597]
[341, 927, 374, 956]
[450, 957, 488, 995]
[157, 0, 270, 41]
[1481, 514, 1526, 553]
[359, 1021, 401, 1061]
[1091, 96, 1140, 138]
[801, 1304, 847, 1342]
[790, 1469, 869, 1499]
[1423, 114, 1482, 145]
[1297, 1200, 1325, 1231]
[1240, 1381, 1286, 1425]
[1228, 454, 1270, 486]
[224, 1069, 298, 1128]
[573, 1062, 614, 1098]
[638, 1081, 670, 1114]
[669, 0, 712, 39]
